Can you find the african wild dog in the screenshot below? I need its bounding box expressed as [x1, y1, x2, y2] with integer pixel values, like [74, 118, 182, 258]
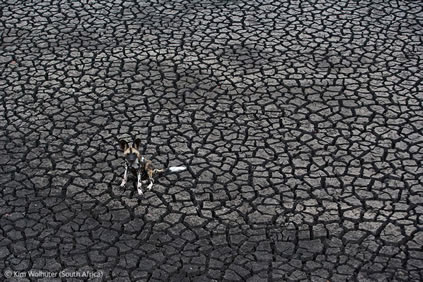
[119, 139, 186, 195]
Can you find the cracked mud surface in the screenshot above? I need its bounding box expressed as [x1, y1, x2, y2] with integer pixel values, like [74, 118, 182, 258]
[1, 0, 423, 281]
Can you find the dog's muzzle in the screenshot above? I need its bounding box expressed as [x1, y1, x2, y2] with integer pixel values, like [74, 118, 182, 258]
[126, 153, 139, 168]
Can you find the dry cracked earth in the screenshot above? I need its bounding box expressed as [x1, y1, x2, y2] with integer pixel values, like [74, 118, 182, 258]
[1, 0, 423, 281]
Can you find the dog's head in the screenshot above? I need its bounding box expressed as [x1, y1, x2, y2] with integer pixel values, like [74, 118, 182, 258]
[119, 139, 142, 169]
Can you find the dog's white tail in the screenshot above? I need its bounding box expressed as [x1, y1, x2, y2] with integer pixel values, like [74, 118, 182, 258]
[168, 166, 187, 173]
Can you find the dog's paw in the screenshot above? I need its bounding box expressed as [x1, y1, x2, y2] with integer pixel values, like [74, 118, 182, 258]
[147, 183, 153, 191]
[120, 181, 126, 188]
[137, 185, 143, 196]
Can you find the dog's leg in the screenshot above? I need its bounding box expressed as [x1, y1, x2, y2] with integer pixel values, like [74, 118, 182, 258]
[120, 164, 128, 187]
[146, 169, 155, 191]
[137, 170, 143, 196]
[147, 178, 154, 191]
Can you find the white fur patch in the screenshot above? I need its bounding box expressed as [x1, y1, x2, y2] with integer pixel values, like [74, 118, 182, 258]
[168, 166, 187, 172]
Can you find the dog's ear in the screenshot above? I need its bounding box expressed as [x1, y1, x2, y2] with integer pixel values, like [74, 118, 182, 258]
[133, 138, 141, 150]
[119, 140, 128, 151]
